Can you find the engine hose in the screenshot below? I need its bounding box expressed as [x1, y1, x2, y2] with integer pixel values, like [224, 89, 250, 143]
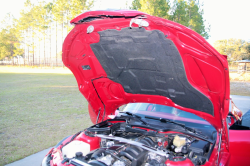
[125, 147, 141, 156]
[119, 151, 134, 161]
[91, 149, 106, 159]
[141, 137, 155, 146]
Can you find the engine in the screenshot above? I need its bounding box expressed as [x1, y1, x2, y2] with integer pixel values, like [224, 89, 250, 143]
[60, 132, 211, 166]
[90, 137, 158, 166]
[49, 118, 216, 166]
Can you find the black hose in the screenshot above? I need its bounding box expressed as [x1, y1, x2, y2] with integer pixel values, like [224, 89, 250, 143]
[119, 151, 134, 161]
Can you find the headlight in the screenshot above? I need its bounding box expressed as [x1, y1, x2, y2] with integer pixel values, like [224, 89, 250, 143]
[41, 155, 48, 166]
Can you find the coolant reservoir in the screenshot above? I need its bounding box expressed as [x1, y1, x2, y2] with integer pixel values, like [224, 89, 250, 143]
[62, 140, 90, 158]
[173, 135, 186, 147]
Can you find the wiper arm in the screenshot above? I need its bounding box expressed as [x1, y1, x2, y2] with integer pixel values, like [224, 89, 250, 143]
[145, 116, 200, 135]
[123, 112, 148, 125]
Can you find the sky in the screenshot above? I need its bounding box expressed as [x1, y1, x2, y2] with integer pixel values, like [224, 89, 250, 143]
[203, 0, 250, 44]
[0, 0, 249, 45]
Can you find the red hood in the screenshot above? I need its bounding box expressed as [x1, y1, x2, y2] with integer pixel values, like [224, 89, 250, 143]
[62, 10, 230, 142]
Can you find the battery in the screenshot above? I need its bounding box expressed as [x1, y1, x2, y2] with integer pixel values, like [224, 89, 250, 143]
[189, 140, 210, 156]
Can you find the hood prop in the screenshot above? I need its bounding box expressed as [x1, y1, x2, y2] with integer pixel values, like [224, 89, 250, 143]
[91, 78, 106, 123]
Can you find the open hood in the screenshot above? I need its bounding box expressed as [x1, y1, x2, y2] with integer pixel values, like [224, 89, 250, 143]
[62, 10, 230, 140]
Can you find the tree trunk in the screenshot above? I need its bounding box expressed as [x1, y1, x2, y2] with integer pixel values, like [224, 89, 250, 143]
[56, 21, 58, 67]
[62, 15, 63, 44]
[39, 39, 40, 67]
[27, 29, 29, 66]
[11, 44, 14, 66]
[62, 14, 64, 68]
[32, 32, 34, 66]
[189, 1, 191, 28]
[44, 30, 46, 67]
[50, 24, 52, 67]
[27, 46, 29, 66]
[23, 30, 26, 66]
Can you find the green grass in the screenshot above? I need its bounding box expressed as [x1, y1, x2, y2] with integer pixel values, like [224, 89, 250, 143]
[0, 67, 249, 166]
[0, 73, 92, 166]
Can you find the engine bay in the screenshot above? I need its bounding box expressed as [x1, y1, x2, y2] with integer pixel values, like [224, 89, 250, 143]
[48, 116, 217, 166]
[83, 133, 211, 166]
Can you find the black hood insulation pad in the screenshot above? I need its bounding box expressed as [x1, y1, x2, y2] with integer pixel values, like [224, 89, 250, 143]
[91, 28, 214, 115]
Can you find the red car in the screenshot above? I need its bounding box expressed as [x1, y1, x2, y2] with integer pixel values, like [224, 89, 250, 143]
[42, 10, 250, 166]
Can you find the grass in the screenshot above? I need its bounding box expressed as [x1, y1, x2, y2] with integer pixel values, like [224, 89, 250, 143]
[0, 70, 92, 165]
[230, 81, 250, 96]
[229, 72, 250, 96]
[0, 66, 250, 165]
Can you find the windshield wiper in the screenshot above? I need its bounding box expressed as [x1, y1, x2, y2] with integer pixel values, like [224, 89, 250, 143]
[123, 112, 148, 125]
[144, 116, 202, 136]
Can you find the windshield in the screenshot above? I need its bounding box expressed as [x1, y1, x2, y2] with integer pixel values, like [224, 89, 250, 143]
[121, 103, 212, 127]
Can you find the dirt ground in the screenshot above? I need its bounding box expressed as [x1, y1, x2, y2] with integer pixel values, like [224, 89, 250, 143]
[230, 81, 250, 96]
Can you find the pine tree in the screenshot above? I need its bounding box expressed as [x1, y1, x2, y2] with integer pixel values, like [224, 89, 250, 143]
[0, 14, 23, 61]
[131, 0, 170, 19]
[214, 39, 250, 60]
[171, 0, 209, 39]
[131, 0, 210, 39]
[170, 0, 188, 26]
[17, 0, 36, 65]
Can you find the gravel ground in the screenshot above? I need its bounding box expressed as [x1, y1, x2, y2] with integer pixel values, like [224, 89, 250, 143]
[230, 81, 250, 96]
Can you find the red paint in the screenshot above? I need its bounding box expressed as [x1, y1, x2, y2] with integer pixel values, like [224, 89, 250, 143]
[59, 10, 250, 166]
[62, 10, 230, 141]
[109, 120, 126, 123]
[163, 140, 168, 147]
[75, 132, 100, 151]
[50, 132, 100, 166]
[229, 130, 250, 166]
[227, 116, 235, 126]
[165, 158, 194, 166]
[45, 148, 54, 157]
[219, 152, 230, 166]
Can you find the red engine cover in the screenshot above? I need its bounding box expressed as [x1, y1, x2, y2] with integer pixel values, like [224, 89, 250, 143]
[165, 158, 194, 166]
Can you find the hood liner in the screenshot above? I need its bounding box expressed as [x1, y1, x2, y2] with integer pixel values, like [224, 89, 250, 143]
[90, 28, 214, 115]
[63, 11, 230, 144]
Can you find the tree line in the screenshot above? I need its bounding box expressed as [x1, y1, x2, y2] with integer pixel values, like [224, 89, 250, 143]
[0, 0, 94, 66]
[0, 0, 213, 65]
[214, 39, 250, 61]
